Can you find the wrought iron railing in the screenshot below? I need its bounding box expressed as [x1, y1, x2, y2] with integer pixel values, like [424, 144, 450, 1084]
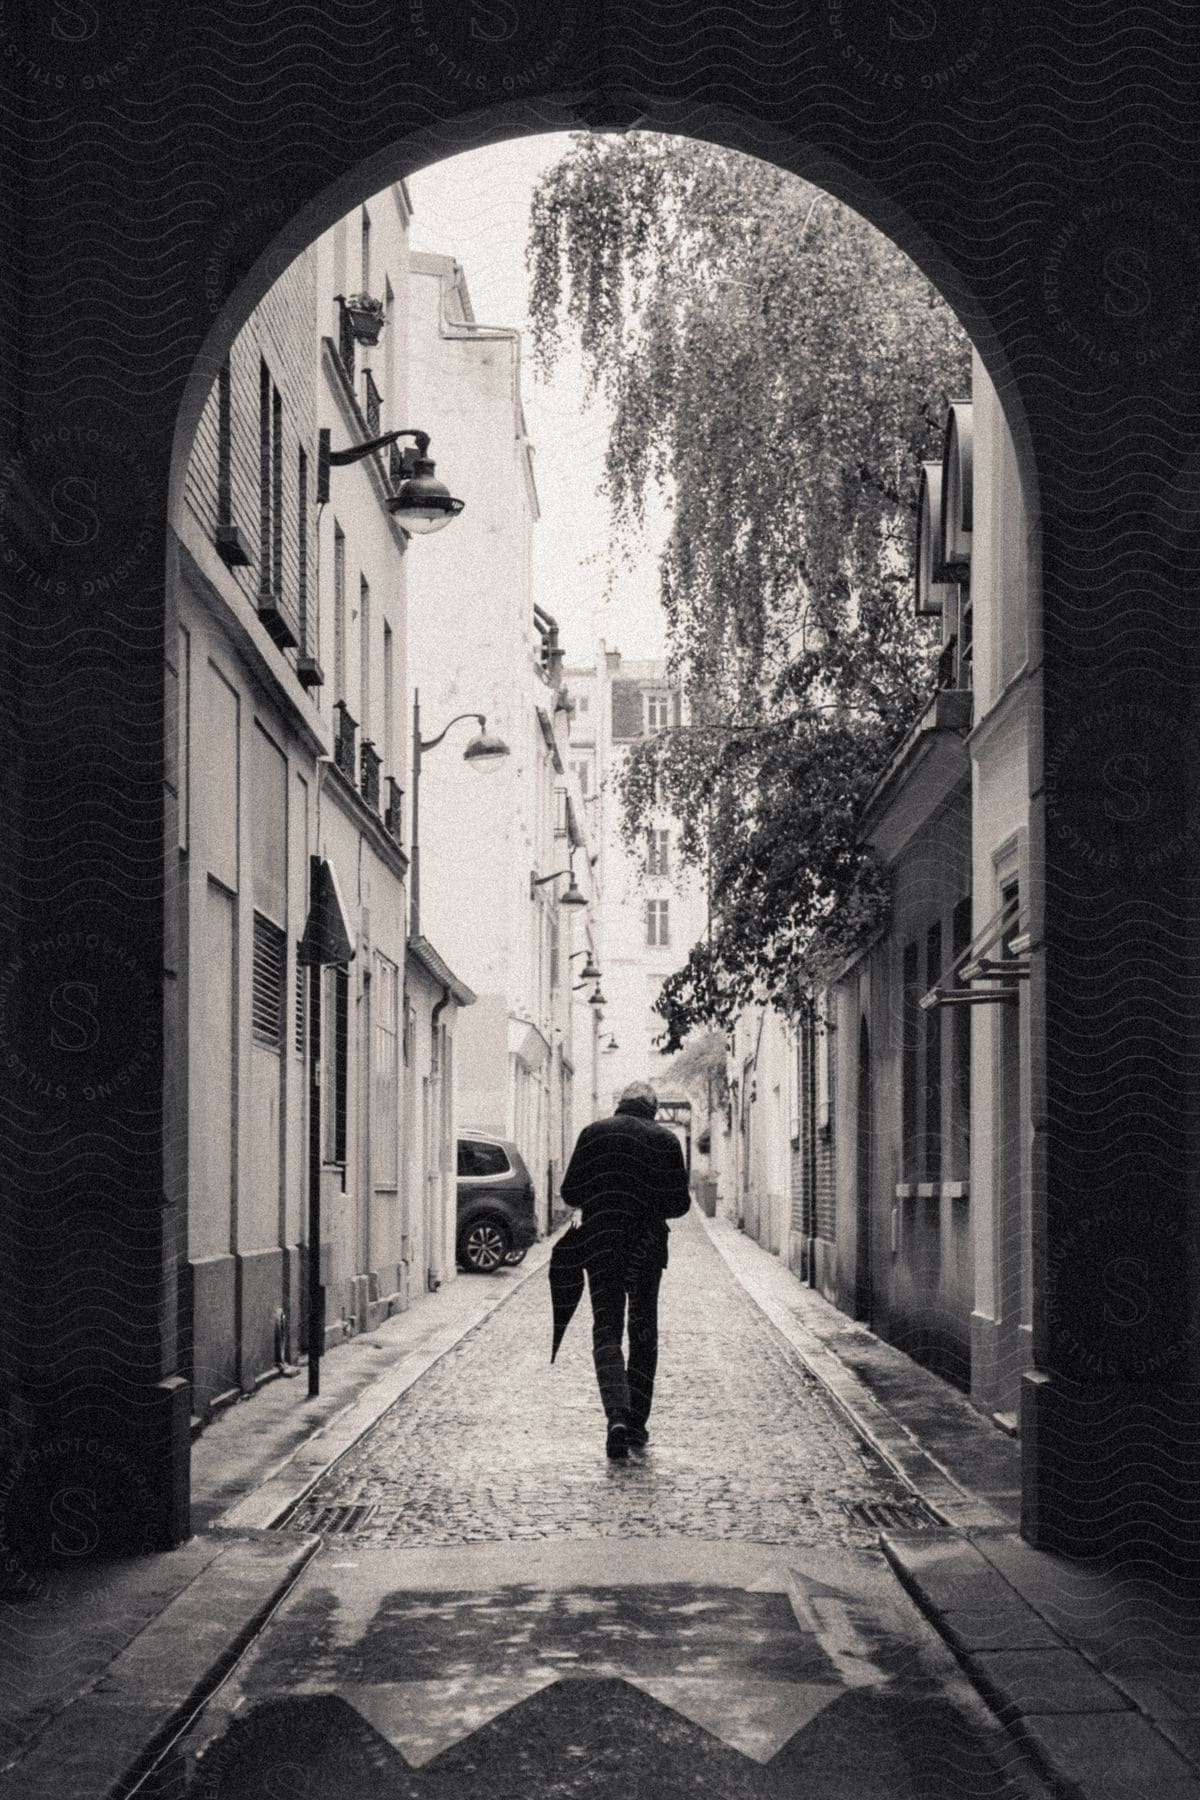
[337, 298, 356, 385]
[363, 369, 382, 441]
[385, 776, 404, 843]
[360, 738, 381, 812]
[936, 634, 958, 691]
[333, 700, 358, 781]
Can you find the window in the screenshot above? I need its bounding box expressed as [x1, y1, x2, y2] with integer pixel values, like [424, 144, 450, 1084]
[901, 941, 920, 1183]
[217, 358, 232, 527]
[549, 907, 560, 990]
[374, 951, 399, 1187]
[297, 448, 309, 650]
[647, 829, 670, 877]
[294, 954, 306, 1058]
[924, 922, 942, 1180]
[950, 895, 972, 1176]
[646, 899, 670, 946]
[361, 207, 371, 292]
[323, 963, 349, 1173]
[251, 912, 286, 1048]
[382, 621, 394, 775]
[573, 758, 590, 798]
[359, 575, 371, 735]
[333, 523, 346, 702]
[645, 691, 669, 732]
[457, 1138, 511, 1178]
[258, 360, 284, 600]
[578, 694, 590, 714]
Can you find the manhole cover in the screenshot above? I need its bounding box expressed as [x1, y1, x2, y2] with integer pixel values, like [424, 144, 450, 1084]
[840, 1497, 948, 1531]
[283, 1501, 377, 1534]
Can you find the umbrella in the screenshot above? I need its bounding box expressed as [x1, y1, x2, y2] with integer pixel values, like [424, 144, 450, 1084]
[549, 1223, 588, 1363]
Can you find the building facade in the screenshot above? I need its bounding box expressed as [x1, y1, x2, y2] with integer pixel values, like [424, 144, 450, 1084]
[742, 346, 1036, 1420]
[404, 252, 597, 1235]
[171, 184, 471, 1425]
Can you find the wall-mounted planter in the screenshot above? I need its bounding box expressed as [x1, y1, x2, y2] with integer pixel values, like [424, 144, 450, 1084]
[337, 292, 385, 345]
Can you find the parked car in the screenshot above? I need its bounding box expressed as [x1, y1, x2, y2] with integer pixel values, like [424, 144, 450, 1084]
[456, 1132, 538, 1273]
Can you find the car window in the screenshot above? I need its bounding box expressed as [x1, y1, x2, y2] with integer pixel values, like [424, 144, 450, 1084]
[457, 1139, 511, 1178]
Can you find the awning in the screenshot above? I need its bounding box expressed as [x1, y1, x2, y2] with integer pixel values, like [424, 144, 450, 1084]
[298, 858, 355, 967]
[919, 892, 1029, 1011]
[406, 934, 476, 1007]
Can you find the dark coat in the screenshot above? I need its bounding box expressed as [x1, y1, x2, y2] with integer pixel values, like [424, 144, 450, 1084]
[560, 1097, 692, 1254]
[549, 1097, 691, 1362]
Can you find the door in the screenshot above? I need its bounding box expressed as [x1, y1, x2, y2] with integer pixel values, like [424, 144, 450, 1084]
[855, 1016, 872, 1323]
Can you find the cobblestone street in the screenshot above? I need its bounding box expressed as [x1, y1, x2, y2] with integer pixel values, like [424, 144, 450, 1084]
[284, 1210, 932, 1548]
[159, 1212, 1050, 1800]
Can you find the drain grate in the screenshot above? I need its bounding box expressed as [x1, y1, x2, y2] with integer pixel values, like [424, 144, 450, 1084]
[284, 1501, 377, 1534]
[841, 1497, 948, 1531]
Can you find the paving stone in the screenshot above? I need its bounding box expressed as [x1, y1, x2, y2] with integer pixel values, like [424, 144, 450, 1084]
[971, 1648, 1133, 1719]
[937, 1606, 1063, 1654]
[282, 1212, 935, 1550]
[1019, 1712, 1200, 1800]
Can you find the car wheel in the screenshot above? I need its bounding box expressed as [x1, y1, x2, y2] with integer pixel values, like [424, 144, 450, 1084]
[459, 1216, 511, 1274]
[504, 1246, 527, 1266]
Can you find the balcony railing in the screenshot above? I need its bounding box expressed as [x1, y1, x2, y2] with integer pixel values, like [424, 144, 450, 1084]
[360, 738, 381, 812]
[363, 369, 382, 441]
[333, 700, 358, 782]
[385, 776, 404, 843]
[337, 299, 356, 385]
[936, 634, 959, 691]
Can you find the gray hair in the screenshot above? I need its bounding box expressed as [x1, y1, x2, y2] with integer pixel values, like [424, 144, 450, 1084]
[619, 1080, 659, 1114]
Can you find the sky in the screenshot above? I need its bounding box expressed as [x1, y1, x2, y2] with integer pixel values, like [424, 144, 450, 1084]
[407, 134, 669, 666]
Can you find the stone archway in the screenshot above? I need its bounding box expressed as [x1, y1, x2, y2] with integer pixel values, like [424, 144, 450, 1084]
[1, 4, 1196, 1567]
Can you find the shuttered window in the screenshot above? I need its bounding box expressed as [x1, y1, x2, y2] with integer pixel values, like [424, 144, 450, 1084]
[294, 954, 306, 1057]
[322, 963, 350, 1172]
[374, 952, 399, 1187]
[251, 912, 286, 1047]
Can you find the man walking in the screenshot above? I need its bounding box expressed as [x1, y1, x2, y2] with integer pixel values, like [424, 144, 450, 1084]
[558, 1081, 691, 1459]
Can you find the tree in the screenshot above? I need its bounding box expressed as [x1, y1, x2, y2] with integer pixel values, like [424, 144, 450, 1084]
[528, 134, 970, 1049]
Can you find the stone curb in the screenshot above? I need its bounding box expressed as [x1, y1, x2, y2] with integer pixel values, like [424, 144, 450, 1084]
[704, 1212, 1200, 1799]
[0, 1533, 319, 1800]
[219, 1232, 558, 1532]
[882, 1533, 1200, 1800]
[698, 1210, 1004, 1528]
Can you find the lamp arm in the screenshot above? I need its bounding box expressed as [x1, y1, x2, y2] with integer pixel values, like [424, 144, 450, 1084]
[327, 428, 430, 467]
[419, 711, 486, 753]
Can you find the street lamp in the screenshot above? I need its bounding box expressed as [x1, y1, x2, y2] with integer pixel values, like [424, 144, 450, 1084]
[318, 428, 464, 535]
[588, 987, 607, 1007]
[411, 688, 509, 939]
[531, 853, 588, 907]
[569, 950, 602, 981]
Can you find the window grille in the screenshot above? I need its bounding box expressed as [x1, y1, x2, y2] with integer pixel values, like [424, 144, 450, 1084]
[363, 369, 382, 440]
[251, 913, 286, 1047]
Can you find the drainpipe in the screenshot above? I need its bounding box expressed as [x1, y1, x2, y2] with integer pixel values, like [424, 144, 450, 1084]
[428, 986, 451, 1292]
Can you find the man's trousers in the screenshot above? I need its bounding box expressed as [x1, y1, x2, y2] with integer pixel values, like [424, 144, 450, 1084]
[586, 1232, 665, 1427]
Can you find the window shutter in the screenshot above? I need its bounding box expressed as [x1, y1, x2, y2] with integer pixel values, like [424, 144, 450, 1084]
[294, 954, 306, 1057]
[251, 913, 286, 1046]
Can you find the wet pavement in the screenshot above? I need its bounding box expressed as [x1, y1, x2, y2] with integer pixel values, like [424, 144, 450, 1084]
[277, 1208, 935, 1548]
[153, 1213, 1045, 1798]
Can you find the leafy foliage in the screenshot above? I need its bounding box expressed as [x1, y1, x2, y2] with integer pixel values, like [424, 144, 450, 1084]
[528, 134, 970, 1049]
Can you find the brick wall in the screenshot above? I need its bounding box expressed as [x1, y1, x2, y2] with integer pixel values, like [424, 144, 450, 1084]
[185, 246, 318, 658]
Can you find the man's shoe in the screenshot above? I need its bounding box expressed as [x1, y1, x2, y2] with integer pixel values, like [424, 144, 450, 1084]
[626, 1423, 649, 1448]
[606, 1417, 629, 1460]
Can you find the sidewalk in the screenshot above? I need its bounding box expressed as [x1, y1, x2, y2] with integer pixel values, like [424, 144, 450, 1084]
[0, 1243, 555, 1800]
[703, 1208, 1200, 1800]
